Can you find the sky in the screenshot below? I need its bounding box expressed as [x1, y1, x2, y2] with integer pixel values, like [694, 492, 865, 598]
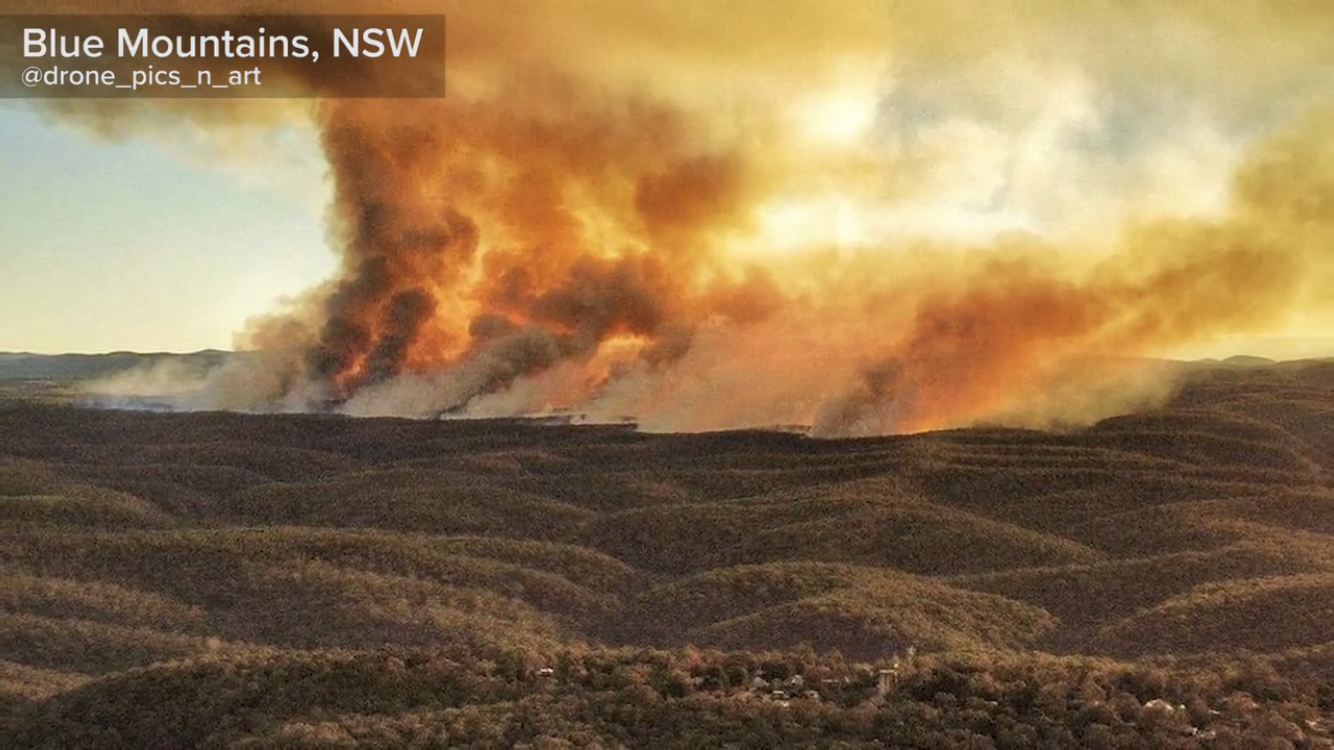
[0, 103, 333, 353]
[3, 104, 1328, 361]
[0, 0, 1330, 370]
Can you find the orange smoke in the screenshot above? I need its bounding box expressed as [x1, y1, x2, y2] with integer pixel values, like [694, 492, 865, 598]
[32, 1, 1332, 434]
[265, 100, 1328, 434]
[277, 91, 766, 408]
[808, 110, 1332, 436]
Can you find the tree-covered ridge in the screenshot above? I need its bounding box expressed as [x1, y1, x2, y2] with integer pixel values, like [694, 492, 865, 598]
[10, 645, 1333, 748]
[1, 359, 1331, 745]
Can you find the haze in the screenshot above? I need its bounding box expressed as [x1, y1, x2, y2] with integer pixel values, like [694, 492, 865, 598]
[3, 0, 1331, 435]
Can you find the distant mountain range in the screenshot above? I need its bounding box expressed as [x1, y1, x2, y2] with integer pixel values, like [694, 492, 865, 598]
[5, 349, 1328, 385]
[0, 350, 235, 381]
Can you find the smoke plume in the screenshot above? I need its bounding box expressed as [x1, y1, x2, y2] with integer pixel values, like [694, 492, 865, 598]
[43, 1, 1334, 434]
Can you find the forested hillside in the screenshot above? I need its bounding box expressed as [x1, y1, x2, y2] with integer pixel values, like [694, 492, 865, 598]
[3, 360, 1331, 747]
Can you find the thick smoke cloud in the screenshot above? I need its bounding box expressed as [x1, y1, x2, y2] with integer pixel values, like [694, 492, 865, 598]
[44, 1, 1334, 434]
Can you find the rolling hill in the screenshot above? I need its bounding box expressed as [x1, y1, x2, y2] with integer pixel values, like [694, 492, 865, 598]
[1, 358, 1331, 746]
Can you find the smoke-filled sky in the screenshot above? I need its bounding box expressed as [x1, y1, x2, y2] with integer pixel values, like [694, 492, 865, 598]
[3, 0, 1332, 434]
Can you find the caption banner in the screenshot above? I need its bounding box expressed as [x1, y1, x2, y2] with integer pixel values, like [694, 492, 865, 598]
[1, 14, 446, 98]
